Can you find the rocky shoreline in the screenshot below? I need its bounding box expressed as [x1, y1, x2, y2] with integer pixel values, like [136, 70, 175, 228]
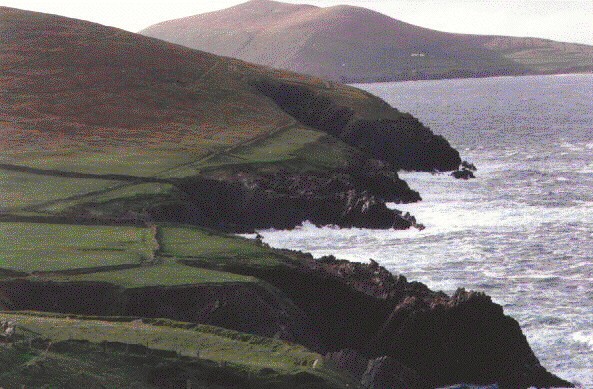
[1, 246, 573, 388]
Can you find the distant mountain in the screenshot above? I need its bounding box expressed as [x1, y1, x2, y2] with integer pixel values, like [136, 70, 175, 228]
[141, 0, 593, 83]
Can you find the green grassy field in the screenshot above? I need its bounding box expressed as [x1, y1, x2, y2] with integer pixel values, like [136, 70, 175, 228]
[0, 220, 289, 281]
[0, 222, 156, 272]
[160, 126, 351, 179]
[159, 225, 287, 268]
[0, 312, 319, 370]
[51, 260, 257, 287]
[0, 168, 118, 210]
[1, 148, 200, 177]
[41, 182, 180, 214]
[0, 126, 357, 219]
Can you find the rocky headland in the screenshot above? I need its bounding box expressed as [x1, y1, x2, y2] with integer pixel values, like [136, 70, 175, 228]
[0, 248, 573, 388]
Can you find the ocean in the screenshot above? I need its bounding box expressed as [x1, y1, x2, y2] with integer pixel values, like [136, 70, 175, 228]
[255, 74, 593, 387]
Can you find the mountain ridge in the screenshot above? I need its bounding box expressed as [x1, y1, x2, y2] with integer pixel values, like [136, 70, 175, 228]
[141, 0, 593, 83]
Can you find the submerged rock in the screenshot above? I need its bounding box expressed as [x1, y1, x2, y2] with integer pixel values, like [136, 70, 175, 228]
[451, 168, 476, 179]
[461, 161, 478, 171]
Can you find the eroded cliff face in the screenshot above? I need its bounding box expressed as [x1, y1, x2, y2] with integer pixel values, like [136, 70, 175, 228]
[174, 173, 413, 232]
[65, 170, 416, 233]
[183, 254, 573, 389]
[375, 289, 571, 388]
[254, 79, 461, 172]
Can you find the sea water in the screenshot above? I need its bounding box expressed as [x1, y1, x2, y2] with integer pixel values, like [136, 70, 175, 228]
[255, 74, 593, 387]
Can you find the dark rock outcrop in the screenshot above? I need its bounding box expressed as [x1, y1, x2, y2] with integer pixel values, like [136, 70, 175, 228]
[250, 165, 421, 204]
[173, 176, 411, 232]
[72, 172, 415, 233]
[255, 79, 461, 172]
[451, 169, 475, 179]
[461, 161, 478, 171]
[325, 349, 369, 381]
[361, 356, 431, 389]
[55, 155, 422, 232]
[325, 349, 432, 389]
[375, 289, 573, 389]
[193, 255, 573, 389]
[9, 153, 421, 232]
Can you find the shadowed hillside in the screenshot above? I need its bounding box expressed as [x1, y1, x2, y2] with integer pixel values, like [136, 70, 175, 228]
[141, 0, 593, 82]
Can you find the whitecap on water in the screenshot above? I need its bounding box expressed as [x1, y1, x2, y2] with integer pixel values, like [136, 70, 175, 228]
[572, 331, 593, 350]
[560, 142, 584, 152]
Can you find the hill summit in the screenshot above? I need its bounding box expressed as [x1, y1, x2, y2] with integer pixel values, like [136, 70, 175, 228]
[141, 0, 593, 82]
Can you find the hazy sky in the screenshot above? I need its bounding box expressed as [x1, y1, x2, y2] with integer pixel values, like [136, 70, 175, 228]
[2, 0, 592, 45]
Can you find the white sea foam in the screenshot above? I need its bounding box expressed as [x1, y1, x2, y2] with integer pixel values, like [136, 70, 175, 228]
[560, 142, 583, 152]
[572, 331, 593, 350]
[579, 165, 593, 174]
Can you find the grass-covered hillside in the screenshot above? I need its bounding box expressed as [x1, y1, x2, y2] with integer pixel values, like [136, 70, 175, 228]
[0, 220, 355, 387]
[1, 5, 461, 232]
[141, 0, 593, 83]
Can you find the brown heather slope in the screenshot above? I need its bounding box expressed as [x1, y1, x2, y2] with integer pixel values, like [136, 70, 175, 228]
[141, 0, 593, 83]
[0, 5, 458, 171]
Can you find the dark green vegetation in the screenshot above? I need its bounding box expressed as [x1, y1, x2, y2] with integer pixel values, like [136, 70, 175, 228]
[0, 313, 353, 388]
[0, 222, 156, 272]
[0, 6, 573, 389]
[141, 0, 593, 83]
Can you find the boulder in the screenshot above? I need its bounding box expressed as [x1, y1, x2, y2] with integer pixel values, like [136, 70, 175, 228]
[451, 169, 475, 179]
